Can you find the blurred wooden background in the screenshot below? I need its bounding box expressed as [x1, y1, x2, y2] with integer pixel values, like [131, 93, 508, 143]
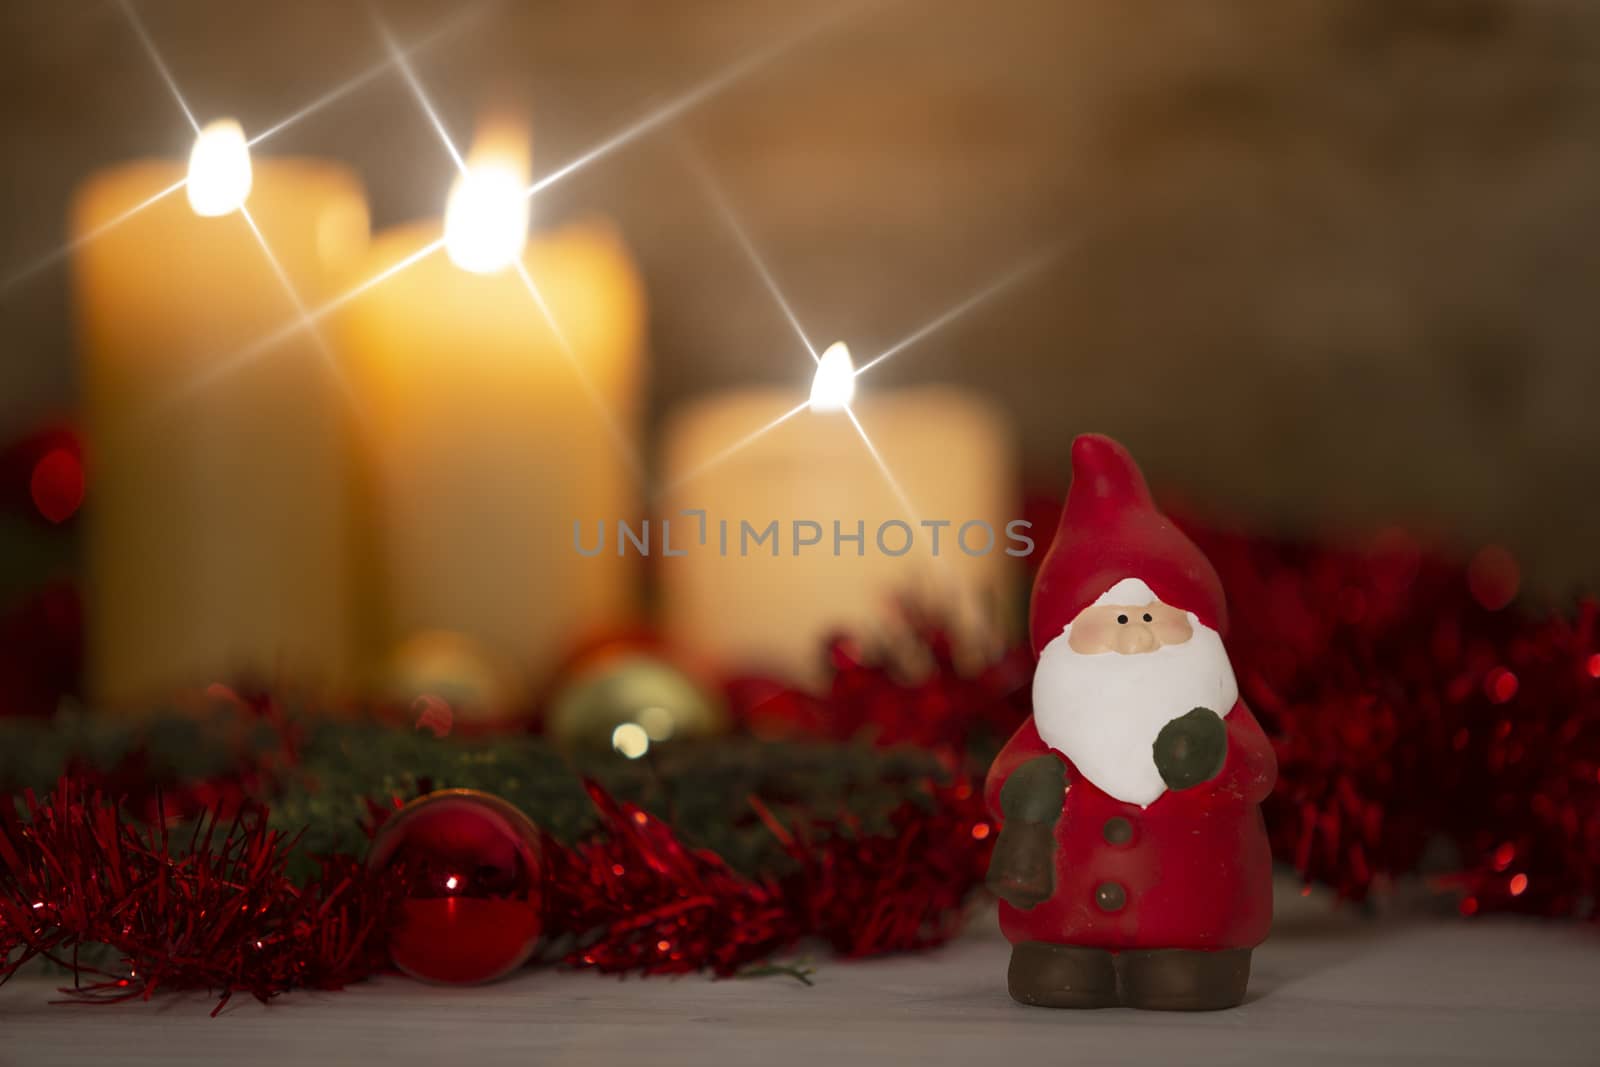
[3, 0, 1599, 593]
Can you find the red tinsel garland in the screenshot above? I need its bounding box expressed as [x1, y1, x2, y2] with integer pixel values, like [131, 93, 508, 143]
[3, 516, 1599, 1008]
[1183, 522, 1600, 918]
[540, 776, 989, 976]
[1, 769, 996, 1005]
[725, 604, 1034, 751]
[0, 780, 393, 1012]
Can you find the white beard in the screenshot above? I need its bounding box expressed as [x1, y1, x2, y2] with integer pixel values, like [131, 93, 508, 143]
[1033, 615, 1238, 808]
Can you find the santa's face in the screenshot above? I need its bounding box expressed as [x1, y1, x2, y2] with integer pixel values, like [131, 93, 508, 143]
[1065, 600, 1194, 656]
[1033, 579, 1237, 808]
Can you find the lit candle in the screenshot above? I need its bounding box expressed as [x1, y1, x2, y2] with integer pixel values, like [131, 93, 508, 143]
[660, 346, 1020, 683]
[340, 125, 645, 712]
[74, 119, 370, 708]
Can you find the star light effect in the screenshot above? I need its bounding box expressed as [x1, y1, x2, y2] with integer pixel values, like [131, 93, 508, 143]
[115, 0, 359, 411]
[185, 120, 252, 216]
[168, 236, 442, 409]
[662, 238, 1061, 494]
[817, 341, 920, 521]
[675, 146, 919, 518]
[844, 400, 920, 522]
[808, 341, 857, 411]
[659, 399, 811, 495]
[852, 244, 1062, 378]
[187, 1, 862, 413]
[1, 5, 484, 295]
[519, 2, 868, 208]
[373, 11, 644, 482]
[680, 145, 820, 363]
[665, 121, 1060, 500]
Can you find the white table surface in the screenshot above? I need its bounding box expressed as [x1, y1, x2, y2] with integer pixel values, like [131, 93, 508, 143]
[3, 914, 1597, 1066]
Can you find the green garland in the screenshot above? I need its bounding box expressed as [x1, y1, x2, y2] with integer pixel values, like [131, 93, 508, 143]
[0, 708, 961, 878]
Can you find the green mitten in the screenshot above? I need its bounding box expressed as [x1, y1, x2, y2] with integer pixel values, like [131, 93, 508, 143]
[986, 755, 1066, 909]
[1152, 707, 1228, 790]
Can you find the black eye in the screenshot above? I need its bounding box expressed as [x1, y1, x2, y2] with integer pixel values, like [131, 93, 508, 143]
[1117, 614, 1128, 624]
[1143, 613, 1153, 622]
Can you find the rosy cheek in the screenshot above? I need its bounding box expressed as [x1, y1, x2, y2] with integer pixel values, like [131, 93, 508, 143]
[1068, 620, 1110, 653]
[1155, 616, 1193, 645]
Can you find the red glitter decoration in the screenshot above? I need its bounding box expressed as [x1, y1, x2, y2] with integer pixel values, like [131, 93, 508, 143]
[1467, 545, 1521, 612]
[0, 779, 395, 1013]
[542, 777, 990, 975]
[3, 507, 1600, 1008]
[29, 448, 84, 525]
[412, 695, 454, 739]
[1181, 519, 1600, 918]
[1485, 667, 1519, 704]
[0, 422, 81, 524]
[2, 769, 993, 1003]
[726, 609, 1033, 751]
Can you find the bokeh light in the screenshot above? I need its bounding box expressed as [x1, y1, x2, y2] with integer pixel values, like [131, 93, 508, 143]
[29, 448, 84, 524]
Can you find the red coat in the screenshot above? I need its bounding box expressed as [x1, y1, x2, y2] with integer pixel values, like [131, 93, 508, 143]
[985, 700, 1277, 951]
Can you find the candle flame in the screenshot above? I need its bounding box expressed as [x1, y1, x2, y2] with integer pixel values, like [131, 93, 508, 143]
[186, 119, 253, 217]
[809, 341, 857, 412]
[444, 131, 531, 275]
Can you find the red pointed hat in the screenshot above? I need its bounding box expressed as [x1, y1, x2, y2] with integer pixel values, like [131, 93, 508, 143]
[1029, 433, 1228, 656]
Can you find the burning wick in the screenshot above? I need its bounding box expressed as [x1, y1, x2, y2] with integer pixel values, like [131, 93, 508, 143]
[444, 126, 531, 275]
[809, 341, 856, 413]
[186, 118, 253, 217]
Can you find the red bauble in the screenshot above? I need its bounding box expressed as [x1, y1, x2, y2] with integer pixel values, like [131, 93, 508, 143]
[367, 789, 544, 984]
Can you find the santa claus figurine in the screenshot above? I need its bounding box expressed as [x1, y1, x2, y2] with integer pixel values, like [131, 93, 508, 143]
[986, 433, 1276, 1011]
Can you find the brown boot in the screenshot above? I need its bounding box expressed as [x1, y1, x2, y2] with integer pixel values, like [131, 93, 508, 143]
[1007, 941, 1118, 1009]
[1118, 948, 1252, 1011]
